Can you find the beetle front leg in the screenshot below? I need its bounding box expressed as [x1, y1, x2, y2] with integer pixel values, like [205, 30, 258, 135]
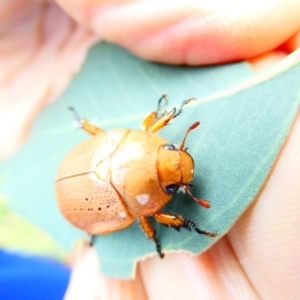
[142, 97, 195, 133]
[69, 107, 104, 135]
[141, 94, 168, 132]
[139, 216, 164, 258]
[153, 212, 217, 237]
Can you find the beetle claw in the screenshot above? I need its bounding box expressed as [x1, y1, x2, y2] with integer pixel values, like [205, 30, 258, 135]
[172, 226, 181, 232]
[182, 224, 192, 231]
[68, 107, 84, 126]
[153, 236, 164, 258]
[171, 223, 191, 232]
[186, 220, 217, 237]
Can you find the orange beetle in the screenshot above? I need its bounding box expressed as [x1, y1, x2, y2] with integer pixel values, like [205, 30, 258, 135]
[55, 96, 216, 257]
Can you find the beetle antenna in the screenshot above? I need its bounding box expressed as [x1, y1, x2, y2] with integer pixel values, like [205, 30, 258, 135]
[68, 107, 84, 125]
[180, 121, 200, 150]
[183, 185, 210, 208]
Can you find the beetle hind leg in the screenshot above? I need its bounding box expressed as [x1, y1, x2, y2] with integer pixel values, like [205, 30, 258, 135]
[139, 216, 164, 258]
[153, 212, 217, 237]
[89, 234, 96, 246]
[69, 107, 104, 135]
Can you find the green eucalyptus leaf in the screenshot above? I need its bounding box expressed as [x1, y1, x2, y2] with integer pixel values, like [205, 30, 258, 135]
[1, 42, 299, 278]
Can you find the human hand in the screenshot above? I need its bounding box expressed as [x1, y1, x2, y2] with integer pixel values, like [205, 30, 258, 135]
[65, 111, 300, 299]
[1, 0, 299, 158]
[0, 0, 98, 158]
[56, 0, 300, 65]
[1, 1, 299, 299]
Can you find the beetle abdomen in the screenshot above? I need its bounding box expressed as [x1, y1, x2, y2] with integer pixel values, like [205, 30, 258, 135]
[55, 129, 134, 234]
[56, 172, 134, 234]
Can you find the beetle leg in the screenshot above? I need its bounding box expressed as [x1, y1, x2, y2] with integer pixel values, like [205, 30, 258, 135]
[144, 97, 195, 133]
[69, 107, 104, 135]
[141, 95, 168, 131]
[89, 234, 96, 246]
[139, 216, 164, 258]
[141, 112, 158, 131]
[153, 212, 217, 237]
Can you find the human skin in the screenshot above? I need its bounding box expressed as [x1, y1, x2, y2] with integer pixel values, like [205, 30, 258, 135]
[1, 1, 300, 299]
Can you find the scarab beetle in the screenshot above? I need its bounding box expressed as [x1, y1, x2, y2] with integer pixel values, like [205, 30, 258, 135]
[55, 96, 216, 258]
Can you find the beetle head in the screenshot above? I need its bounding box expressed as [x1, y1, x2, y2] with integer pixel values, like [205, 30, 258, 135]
[156, 121, 211, 208]
[157, 144, 194, 191]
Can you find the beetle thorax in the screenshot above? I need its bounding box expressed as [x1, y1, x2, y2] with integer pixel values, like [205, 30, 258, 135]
[157, 146, 195, 191]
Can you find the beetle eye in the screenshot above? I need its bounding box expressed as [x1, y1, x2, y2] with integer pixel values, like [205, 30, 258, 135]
[163, 144, 177, 151]
[165, 184, 180, 194]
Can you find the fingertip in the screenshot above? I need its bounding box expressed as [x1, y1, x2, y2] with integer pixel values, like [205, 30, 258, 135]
[64, 246, 100, 299]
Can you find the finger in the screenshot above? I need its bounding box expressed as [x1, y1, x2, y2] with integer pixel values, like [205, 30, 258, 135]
[65, 246, 147, 299]
[248, 27, 300, 72]
[280, 27, 300, 53]
[139, 238, 259, 299]
[64, 247, 101, 300]
[0, 1, 97, 159]
[56, 0, 300, 64]
[228, 112, 300, 298]
[248, 50, 288, 73]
